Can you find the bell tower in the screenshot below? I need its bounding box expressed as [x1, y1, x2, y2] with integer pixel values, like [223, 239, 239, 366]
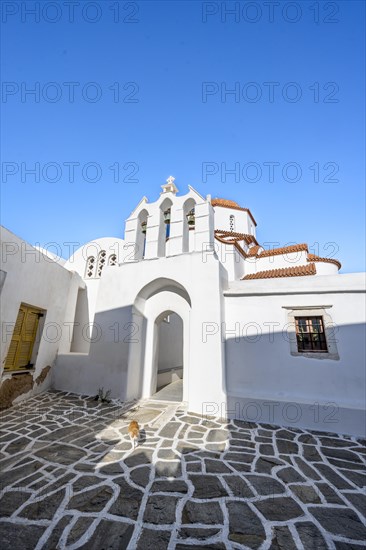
[124, 177, 215, 260]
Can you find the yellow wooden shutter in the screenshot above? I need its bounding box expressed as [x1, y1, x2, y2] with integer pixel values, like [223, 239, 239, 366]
[4, 340, 19, 370]
[4, 305, 42, 370]
[4, 307, 25, 370]
[19, 309, 40, 367]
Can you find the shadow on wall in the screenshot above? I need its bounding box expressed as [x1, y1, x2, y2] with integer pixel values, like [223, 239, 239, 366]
[222, 321, 366, 436]
[86, 306, 183, 400]
[57, 304, 183, 403]
[56, 276, 191, 402]
[70, 288, 90, 353]
[55, 304, 148, 402]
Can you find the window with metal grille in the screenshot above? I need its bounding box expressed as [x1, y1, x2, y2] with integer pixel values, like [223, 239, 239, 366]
[295, 316, 328, 352]
[108, 254, 117, 266]
[85, 256, 96, 278]
[97, 250, 107, 277]
[229, 214, 235, 232]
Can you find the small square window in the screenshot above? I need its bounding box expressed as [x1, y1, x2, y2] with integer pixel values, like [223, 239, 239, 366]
[295, 316, 328, 353]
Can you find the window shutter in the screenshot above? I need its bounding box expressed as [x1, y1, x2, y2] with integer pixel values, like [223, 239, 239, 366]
[4, 305, 42, 370]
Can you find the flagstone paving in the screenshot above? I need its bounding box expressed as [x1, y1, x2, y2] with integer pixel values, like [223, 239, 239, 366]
[0, 391, 365, 549]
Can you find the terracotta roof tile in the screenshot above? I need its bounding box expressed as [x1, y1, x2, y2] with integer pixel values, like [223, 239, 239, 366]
[211, 198, 257, 226]
[214, 229, 258, 245]
[307, 254, 341, 270]
[247, 245, 261, 257]
[258, 244, 308, 257]
[212, 198, 241, 209]
[242, 263, 316, 280]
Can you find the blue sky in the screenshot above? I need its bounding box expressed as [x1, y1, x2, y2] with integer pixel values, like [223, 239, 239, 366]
[1, 0, 365, 272]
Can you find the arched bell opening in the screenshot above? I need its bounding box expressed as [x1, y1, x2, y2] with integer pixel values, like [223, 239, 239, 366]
[158, 198, 173, 257]
[136, 209, 149, 260]
[182, 197, 196, 253]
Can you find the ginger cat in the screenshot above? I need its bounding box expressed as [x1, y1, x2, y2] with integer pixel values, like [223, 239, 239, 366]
[128, 420, 140, 449]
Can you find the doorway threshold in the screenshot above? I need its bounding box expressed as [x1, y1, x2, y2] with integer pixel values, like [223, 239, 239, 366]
[150, 379, 183, 402]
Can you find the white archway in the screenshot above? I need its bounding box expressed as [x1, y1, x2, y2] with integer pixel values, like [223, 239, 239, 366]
[142, 291, 190, 401]
[126, 279, 191, 403]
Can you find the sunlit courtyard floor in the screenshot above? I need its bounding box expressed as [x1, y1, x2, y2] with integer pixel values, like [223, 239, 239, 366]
[152, 379, 183, 402]
[0, 391, 365, 549]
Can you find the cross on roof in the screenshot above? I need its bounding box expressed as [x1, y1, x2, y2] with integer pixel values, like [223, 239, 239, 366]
[161, 175, 179, 195]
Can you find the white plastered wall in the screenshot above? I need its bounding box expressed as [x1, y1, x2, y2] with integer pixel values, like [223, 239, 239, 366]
[243, 252, 339, 279]
[0, 226, 83, 401]
[223, 273, 366, 436]
[213, 206, 256, 237]
[63, 237, 126, 350]
[55, 251, 228, 414]
[254, 250, 308, 271]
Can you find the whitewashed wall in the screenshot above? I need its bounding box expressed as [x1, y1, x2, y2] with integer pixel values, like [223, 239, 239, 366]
[222, 273, 366, 436]
[55, 251, 228, 413]
[215, 240, 244, 281]
[213, 206, 255, 236]
[0, 226, 82, 402]
[254, 250, 309, 271]
[63, 236, 126, 351]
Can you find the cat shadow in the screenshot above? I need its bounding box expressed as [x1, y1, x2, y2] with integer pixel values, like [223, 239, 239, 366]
[138, 428, 147, 444]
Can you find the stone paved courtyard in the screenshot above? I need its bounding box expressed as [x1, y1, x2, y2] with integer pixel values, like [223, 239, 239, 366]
[0, 391, 365, 549]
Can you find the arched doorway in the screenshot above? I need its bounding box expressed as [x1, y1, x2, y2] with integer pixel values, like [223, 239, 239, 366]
[152, 312, 183, 401]
[127, 279, 191, 403]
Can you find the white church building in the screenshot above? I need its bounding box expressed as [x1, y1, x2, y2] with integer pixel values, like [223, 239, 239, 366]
[1, 178, 365, 436]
